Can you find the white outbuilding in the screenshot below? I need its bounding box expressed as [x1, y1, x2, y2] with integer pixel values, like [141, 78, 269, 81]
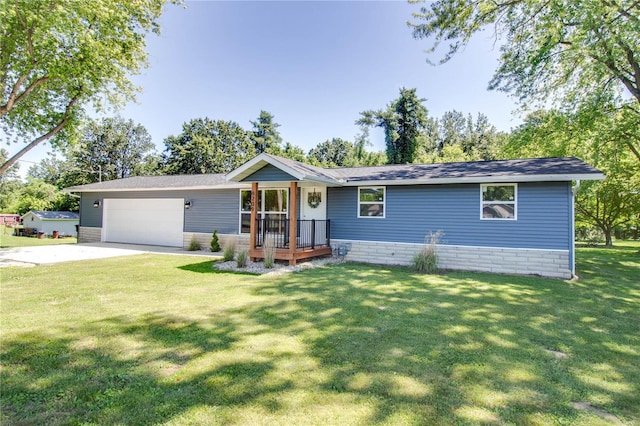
[21, 211, 79, 237]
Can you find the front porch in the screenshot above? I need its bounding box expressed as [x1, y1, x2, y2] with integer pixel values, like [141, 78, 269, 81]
[227, 154, 339, 266]
[250, 217, 332, 265]
[247, 181, 332, 265]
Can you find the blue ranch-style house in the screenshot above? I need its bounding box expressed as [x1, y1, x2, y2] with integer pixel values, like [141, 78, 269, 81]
[66, 154, 604, 279]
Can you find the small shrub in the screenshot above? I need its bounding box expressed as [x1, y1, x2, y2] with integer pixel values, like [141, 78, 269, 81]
[210, 230, 220, 252]
[236, 250, 248, 268]
[223, 236, 236, 261]
[187, 235, 201, 251]
[413, 231, 442, 274]
[263, 234, 275, 269]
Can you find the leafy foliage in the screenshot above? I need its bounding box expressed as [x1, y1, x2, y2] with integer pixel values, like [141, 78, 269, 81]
[163, 118, 256, 174]
[71, 117, 158, 182]
[249, 110, 283, 154]
[507, 108, 640, 245]
[410, 0, 640, 161]
[308, 138, 356, 167]
[0, 0, 168, 174]
[358, 87, 429, 164]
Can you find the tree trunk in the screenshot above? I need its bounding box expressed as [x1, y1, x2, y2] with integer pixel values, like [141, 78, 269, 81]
[0, 94, 80, 175]
[604, 228, 613, 247]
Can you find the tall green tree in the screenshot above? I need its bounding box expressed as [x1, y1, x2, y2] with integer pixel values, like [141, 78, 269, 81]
[410, 0, 640, 161]
[0, 149, 22, 212]
[71, 117, 158, 182]
[249, 111, 283, 154]
[508, 109, 640, 246]
[358, 87, 429, 164]
[163, 118, 256, 174]
[0, 0, 169, 174]
[8, 177, 68, 214]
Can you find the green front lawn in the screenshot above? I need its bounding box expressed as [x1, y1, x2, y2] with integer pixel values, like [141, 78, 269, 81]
[1, 243, 638, 425]
[0, 226, 77, 248]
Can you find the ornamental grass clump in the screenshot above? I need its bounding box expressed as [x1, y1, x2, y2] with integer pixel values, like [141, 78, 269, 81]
[413, 231, 442, 274]
[236, 250, 248, 268]
[223, 236, 236, 261]
[263, 234, 276, 269]
[187, 235, 201, 251]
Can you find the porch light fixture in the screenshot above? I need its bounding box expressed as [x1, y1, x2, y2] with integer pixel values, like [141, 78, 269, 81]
[93, 200, 101, 208]
[184, 200, 192, 209]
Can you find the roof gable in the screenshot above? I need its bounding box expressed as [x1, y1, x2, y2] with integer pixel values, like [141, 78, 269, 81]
[243, 164, 299, 182]
[226, 153, 341, 185]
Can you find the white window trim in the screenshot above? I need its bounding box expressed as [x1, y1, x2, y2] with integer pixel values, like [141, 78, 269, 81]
[239, 188, 289, 233]
[357, 186, 386, 219]
[480, 183, 517, 221]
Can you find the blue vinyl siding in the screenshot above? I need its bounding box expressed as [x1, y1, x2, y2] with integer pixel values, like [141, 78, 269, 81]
[328, 182, 571, 250]
[243, 164, 298, 182]
[80, 189, 240, 234]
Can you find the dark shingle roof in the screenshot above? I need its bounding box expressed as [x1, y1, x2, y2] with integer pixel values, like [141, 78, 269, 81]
[66, 174, 244, 192]
[26, 211, 79, 220]
[331, 157, 602, 182]
[66, 156, 603, 193]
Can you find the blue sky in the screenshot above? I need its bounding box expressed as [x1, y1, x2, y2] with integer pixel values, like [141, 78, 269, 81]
[13, 0, 520, 173]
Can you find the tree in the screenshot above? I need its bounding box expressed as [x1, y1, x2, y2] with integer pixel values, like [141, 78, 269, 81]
[408, 110, 506, 163]
[9, 177, 68, 214]
[358, 87, 429, 164]
[410, 0, 640, 161]
[0, 149, 22, 212]
[278, 142, 307, 163]
[249, 111, 283, 154]
[163, 118, 256, 174]
[507, 108, 640, 245]
[308, 138, 355, 167]
[0, 0, 168, 174]
[72, 117, 158, 182]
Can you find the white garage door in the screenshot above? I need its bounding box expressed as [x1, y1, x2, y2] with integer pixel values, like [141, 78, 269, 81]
[103, 198, 184, 247]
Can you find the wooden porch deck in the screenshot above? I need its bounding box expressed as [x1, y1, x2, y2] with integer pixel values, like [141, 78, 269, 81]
[249, 246, 333, 266]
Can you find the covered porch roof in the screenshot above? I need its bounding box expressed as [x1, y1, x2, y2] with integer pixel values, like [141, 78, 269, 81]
[225, 153, 343, 186]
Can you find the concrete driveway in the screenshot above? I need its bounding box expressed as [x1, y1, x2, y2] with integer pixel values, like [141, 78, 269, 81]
[0, 242, 218, 267]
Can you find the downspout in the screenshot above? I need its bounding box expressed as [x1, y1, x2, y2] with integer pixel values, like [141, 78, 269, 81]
[571, 180, 581, 278]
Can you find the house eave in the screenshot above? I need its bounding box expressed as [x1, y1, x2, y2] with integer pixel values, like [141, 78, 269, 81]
[341, 173, 605, 186]
[64, 183, 250, 193]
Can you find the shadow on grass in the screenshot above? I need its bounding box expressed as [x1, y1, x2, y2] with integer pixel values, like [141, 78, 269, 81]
[244, 263, 639, 424]
[1, 247, 638, 424]
[0, 314, 290, 425]
[178, 260, 259, 276]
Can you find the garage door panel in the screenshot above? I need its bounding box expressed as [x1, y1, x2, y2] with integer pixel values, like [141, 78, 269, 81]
[103, 199, 184, 247]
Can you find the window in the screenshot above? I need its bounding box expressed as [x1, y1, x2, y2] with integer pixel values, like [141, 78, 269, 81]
[481, 184, 517, 220]
[358, 186, 385, 218]
[240, 189, 288, 233]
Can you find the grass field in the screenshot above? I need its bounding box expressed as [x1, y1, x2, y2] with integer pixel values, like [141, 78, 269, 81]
[0, 226, 77, 248]
[1, 242, 638, 425]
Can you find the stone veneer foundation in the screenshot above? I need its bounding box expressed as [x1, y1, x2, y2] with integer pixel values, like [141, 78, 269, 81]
[77, 228, 570, 278]
[332, 239, 571, 279]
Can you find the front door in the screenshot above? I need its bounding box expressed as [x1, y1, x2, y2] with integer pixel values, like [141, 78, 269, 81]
[300, 187, 327, 246]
